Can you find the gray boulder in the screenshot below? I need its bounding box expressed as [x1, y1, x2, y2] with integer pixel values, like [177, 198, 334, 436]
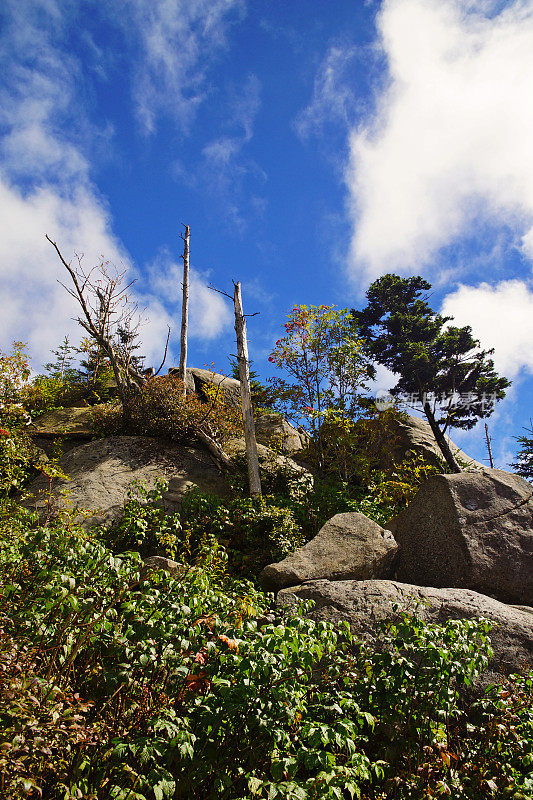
[139, 556, 187, 582]
[389, 469, 533, 605]
[259, 512, 398, 592]
[278, 579, 533, 676]
[22, 435, 226, 527]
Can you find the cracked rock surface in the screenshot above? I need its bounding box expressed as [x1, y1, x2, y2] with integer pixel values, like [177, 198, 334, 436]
[388, 469, 533, 605]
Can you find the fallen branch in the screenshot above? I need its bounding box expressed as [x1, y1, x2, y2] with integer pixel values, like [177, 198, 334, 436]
[195, 429, 237, 472]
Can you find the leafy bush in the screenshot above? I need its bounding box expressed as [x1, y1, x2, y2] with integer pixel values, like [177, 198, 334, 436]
[112, 482, 303, 578]
[0, 342, 45, 496]
[0, 428, 45, 498]
[450, 671, 533, 798]
[23, 367, 118, 415]
[1, 507, 532, 799]
[94, 375, 243, 443]
[0, 509, 376, 799]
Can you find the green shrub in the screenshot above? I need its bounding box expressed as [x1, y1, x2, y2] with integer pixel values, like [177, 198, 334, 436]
[0, 343, 47, 496]
[1, 507, 532, 799]
[0, 428, 45, 498]
[451, 671, 533, 799]
[112, 482, 303, 578]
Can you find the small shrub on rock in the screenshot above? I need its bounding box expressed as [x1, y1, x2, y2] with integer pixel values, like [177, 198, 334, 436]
[96, 375, 243, 442]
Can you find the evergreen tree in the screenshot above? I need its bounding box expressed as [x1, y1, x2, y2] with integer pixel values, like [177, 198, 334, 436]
[116, 323, 145, 374]
[44, 337, 81, 383]
[76, 337, 105, 383]
[512, 422, 533, 481]
[352, 274, 511, 472]
[229, 359, 274, 408]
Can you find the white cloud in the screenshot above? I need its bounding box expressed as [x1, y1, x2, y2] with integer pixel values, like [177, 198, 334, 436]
[347, 0, 533, 281]
[0, 180, 128, 366]
[0, 1, 236, 370]
[121, 0, 246, 134]
[441, 279, 533, 377]
[296, 45, 356, 140]
[141, 250, 233, 341]
[368, 362, 399, 395]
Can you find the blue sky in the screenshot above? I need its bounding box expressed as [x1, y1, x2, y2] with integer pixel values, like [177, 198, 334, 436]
[1, 0, 532, 468]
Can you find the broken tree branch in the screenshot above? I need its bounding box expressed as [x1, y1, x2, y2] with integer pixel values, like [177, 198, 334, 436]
[154, 326, 172, 376]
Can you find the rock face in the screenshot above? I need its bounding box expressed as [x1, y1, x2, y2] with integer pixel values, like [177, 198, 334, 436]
[28, 406, 97, 438]
[254, 411, 308, 453]
[389, 469, 533, 605]
[278, 579, 533, 676]
[260, 513, 398, 592]
[23, 435, 226, 527]
[186, 367, 241, 409]
[385, 413, 485, 471]
[225, 437, 312, 488]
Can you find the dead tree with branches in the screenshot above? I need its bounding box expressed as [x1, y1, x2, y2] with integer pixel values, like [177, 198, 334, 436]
[46, 235, 148, 404]
[48, 234, 241, 472]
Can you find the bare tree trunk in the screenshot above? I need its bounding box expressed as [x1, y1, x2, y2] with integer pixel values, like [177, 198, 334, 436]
[423, 401, 461, 473]
[233, 281, 261, 496]
[178, 224, 190, 397]
[485, 422, 494, 468]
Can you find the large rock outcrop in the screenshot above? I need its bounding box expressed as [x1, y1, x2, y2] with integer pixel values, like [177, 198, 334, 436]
[28, 405, 105, 455]
[278, 579, 533, 676]
[389, 469, 533, 605]
[28, 405, 97, 438]
[259, 513, 398, 591]
[254, 411, 309, 453]
[186, 367, 241, 409]
[22, 435, 227, 526]
[378, 413, 485, 471]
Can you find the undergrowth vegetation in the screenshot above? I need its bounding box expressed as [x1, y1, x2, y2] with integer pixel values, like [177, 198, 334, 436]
[1, 336, 532, 799]
[1, 509, 532, 799]
[111, 471, 413, 581]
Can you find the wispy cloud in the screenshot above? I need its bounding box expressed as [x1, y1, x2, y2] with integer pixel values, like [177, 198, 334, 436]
[176, 73, 265, 231]
[347, 0, 533, 283]
[0, 1, 126, 365]
[295, 45, 357, 140]
[118, 0, 246, 135]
